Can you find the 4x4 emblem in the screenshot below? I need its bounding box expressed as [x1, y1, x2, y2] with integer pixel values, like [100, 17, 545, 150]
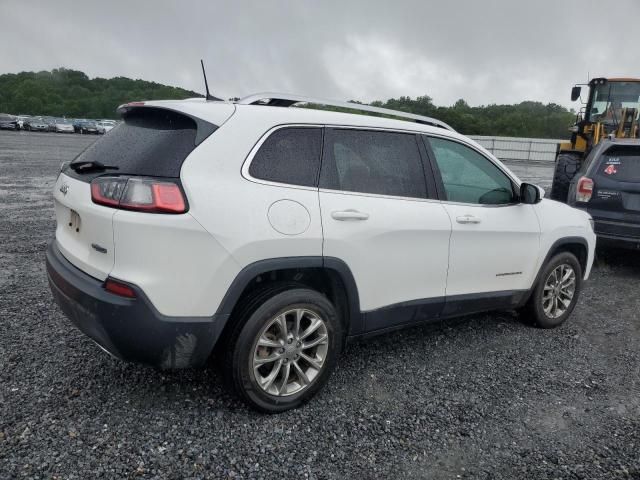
[59, 183, 69, 195]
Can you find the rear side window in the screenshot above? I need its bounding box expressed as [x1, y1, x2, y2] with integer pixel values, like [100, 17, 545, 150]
[249, 127, 323, 187]
[68, 108, 204, 181]
[320, 129, 427, 198]
[597, 148, 640, 182]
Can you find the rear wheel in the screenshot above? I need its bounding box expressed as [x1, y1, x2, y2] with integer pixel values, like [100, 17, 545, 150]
[550, 152, 582, 202]
[522, 252, 583, 328]
[225, 288, 342, 412]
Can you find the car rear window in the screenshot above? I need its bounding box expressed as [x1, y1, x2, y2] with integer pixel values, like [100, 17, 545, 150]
[67, 108, 211, 181]
[597, 148, 640, 182]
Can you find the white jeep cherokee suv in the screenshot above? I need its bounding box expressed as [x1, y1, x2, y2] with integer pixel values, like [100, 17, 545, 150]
[47, 93, 596, 412]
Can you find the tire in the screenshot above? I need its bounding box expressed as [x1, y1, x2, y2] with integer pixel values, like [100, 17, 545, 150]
[521, 252, 583, 328]
[549, 152, 582, 202]
[225, 287, 343, 413]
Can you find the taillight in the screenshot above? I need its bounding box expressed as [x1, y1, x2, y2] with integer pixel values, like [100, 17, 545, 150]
[104, 278, 136, 298]
[576, 176, 594, 203]
[91, 176, 187, 213]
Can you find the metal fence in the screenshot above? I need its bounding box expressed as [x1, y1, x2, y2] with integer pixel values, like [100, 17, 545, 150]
[469, 136, 564, 163]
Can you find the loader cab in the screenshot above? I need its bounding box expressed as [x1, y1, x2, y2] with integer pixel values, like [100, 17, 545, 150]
[570, 78, 640, 150]
[587, 79, 640, 136]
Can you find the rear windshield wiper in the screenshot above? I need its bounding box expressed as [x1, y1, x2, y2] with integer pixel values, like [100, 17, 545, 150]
[69, 160, 119, 173]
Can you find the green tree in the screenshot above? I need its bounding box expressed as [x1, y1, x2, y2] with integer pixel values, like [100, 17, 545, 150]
[0, 68, 200, 118]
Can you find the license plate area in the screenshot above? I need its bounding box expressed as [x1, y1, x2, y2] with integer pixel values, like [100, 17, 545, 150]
[68, 209, 81, 233]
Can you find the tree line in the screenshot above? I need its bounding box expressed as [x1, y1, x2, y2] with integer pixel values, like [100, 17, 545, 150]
[0, 68, 575, 138]
[0, 68, 199, 120]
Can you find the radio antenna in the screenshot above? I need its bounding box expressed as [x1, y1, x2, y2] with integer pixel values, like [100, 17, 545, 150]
[200, 59, 221, 101]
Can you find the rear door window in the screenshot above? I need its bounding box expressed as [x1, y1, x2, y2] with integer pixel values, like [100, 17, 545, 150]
[319, 128, 428, 198]
[249, 127, 323, 187]
[67, 108, 206, 182]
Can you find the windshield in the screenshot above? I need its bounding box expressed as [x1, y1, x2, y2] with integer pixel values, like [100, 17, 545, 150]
[588, 81, 640, 123]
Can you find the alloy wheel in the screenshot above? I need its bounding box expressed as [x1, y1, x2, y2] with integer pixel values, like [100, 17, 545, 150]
[542, 263, 576, 319]
[252, 308, 329, 396]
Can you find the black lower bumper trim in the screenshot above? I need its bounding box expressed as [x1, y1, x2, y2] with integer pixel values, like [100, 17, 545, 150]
[46, 241, 226, 368]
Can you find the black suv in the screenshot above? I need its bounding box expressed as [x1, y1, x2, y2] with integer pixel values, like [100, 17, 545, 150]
[568, 139, 640, 249]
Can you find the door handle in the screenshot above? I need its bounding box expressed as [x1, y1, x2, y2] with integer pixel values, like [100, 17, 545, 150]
[331, 209, 370, 221]
[456, 214, 481, 224]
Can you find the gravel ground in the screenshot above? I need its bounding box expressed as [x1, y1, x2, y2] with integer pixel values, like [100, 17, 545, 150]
[1, 129, 640, 479]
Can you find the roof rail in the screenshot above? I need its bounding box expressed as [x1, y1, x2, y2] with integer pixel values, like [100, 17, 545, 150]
[236, 92, 455, 131]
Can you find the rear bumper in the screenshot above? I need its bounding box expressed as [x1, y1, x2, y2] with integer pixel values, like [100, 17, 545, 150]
[46, 241, 227, 368]
[573, 206, 640, 248]
[593, 219, 640, 243]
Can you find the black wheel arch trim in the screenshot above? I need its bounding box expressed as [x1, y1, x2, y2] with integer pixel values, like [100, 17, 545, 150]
[526, 236, 589, 303]
[215, 238, 589, 343]
[215, 256, 363, 334]
[542, 236, 589, 273]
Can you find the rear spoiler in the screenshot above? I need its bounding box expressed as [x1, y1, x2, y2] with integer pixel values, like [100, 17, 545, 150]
[116, 102, 218, 146]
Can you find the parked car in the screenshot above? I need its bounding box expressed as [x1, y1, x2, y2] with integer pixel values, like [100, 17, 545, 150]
[23, 117, 49, 132]
[46, 94, 596, 412]
[42, 117, 58, 132]
[78, 121, 99, 134]
[15, 115, 30, 130]
[0, 114, 18, 130]
[73, 119, 87, 133]
[568, 138, 640, 249]
[53, 119, 75, 133]
[96, 120, 116, 134]
[24, 117, 49, 132]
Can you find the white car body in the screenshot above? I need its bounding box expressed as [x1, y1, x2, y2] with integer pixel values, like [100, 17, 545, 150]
[55, 122, 75, 133]
[96, 121, 116, 134]
[16, 116, 29, 129]
[47, 94, 596, 370]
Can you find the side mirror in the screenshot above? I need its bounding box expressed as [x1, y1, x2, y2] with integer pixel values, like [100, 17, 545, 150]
[520, 183, 543, 204]
[571, 86, 582, 102]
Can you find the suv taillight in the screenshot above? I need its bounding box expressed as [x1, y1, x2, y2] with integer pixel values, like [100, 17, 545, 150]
[576, 176, 594, 203]
[91, 176, 187, 213]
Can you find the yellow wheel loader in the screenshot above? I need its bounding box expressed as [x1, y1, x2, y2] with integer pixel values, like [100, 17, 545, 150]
[550, 77, 640, 201]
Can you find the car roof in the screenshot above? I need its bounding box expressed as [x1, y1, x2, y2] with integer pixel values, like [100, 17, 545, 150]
[141, 97, 470, 142]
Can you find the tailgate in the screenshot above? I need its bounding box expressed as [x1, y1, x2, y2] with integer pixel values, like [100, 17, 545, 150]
[591, 146, 640, 215]
[52, 103, 234, 281]
[53, 172, 115, 280]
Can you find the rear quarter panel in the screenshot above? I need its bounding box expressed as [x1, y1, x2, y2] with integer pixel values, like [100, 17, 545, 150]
[110, 210, 241, 317]
[179, 109, 325, 313]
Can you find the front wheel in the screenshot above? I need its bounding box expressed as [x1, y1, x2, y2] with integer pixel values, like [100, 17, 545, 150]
[522, 252, 583, 328]
[225, 288, 343, 412]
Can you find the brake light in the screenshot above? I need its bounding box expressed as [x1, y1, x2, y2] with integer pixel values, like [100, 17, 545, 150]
[91, 177, 187, 213]
[576, 176, 594, 203]
[104, 278, 136, 298]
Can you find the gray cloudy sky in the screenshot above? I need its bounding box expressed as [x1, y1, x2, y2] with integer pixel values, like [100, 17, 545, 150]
[2, 0, 640, 108]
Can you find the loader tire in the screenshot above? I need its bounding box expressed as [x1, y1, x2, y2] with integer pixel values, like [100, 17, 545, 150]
[550, 152, 582, 202]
